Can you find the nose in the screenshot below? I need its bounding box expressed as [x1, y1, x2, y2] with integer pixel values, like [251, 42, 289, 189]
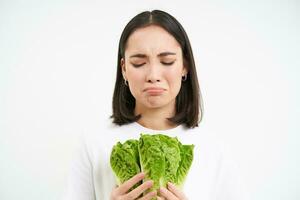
[146, 64, 161, 83]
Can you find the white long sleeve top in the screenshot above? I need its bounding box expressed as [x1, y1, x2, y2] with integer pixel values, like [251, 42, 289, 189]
[62, 119, 249, 200]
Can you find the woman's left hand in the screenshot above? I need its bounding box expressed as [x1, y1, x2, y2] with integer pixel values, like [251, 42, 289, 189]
[157, 182, 188, 200]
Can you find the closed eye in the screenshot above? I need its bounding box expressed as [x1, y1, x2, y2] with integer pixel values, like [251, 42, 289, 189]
[131, 61, 175, 68]
[161, 61, 175, 66]
[132, 63, 145, 67]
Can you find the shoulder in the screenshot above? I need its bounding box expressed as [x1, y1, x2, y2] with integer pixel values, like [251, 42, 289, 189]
[80, 118, 141, 149]
[179, 125, 224, 151]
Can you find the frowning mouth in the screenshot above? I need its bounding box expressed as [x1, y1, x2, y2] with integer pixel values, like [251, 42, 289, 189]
[144, 87, 166, 95]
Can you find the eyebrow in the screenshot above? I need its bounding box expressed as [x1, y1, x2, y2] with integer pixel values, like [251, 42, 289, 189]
[129, 52, 176, 58]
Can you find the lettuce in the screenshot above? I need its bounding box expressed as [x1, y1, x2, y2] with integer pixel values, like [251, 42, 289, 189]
[110, 134, 194, 195]
[110, 139, 141, 187]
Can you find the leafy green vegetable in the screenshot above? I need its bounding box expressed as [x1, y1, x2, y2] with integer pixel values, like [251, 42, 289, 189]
[176, 142, 194, 186]
[110, 139, 141, 187]
[110, 134, 194, 195]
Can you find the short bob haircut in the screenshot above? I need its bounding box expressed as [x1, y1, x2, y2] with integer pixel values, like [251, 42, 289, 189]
[111, 10, 204, 128]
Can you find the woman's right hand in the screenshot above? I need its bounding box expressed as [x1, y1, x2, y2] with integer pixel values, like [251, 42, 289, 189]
[110, 172, 157, 200]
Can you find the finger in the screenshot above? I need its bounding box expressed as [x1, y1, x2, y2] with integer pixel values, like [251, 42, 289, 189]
[139, 190, 157, 200]
[157, 196, 166, 200]
[159, 187, 178, 200]
[167, 182, 187, 199]
[117, 172, 145, 195]
[124, 180, 153, 199]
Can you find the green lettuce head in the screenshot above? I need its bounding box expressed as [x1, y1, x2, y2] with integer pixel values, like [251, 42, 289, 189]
[110, 134, 194, 196]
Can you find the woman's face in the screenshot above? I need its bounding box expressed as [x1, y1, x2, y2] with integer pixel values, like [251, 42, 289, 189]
[121, 25, 187, 111]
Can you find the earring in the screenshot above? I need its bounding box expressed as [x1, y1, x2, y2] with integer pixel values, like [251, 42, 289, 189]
[124, 79, 128, 86]
[182, 74, 187, 81]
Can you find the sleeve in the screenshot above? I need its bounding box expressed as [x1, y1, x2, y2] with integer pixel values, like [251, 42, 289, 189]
[215, 144, 251, 200]
[62, 133, 96, 200]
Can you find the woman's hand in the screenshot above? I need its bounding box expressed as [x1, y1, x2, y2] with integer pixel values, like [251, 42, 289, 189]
[110, 172, 157, 200]
[157, 182, 188, 200]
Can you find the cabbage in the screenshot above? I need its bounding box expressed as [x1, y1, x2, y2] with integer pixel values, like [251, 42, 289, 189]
[110, 134, 194, 195]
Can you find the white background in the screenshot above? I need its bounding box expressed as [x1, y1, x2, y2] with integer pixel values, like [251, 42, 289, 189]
[0, 0, 299, 199]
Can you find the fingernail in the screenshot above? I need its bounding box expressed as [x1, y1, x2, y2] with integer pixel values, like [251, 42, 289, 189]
[145, 180, 153, 186]
[151, 190, 157, 195]
[140, 172, 145, 176]
[160, 187, 167, 192]
[168, 182, 174, 187]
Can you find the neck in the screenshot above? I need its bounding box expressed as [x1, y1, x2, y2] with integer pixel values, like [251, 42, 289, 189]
[134, 101, 178, 130]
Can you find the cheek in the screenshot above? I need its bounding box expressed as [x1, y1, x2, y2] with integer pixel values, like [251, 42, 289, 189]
[127, 67, 144, 81]
[165, 68, 182, 92]
[127, 69, 144, 96]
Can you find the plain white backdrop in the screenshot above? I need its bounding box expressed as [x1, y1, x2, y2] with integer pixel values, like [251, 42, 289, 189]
[0, 0, 299, 199]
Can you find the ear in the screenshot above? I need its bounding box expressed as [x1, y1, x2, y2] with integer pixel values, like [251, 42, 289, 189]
[120, 58, 126, 79]
[182, 61, 188, 76]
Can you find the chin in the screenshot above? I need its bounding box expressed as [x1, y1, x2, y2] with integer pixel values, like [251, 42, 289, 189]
[147, 104, 164, 109]
[135, 96, 174, 110]
[144, 100, 170, 109]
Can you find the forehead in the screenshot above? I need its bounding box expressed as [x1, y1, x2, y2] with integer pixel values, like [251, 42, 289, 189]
[125, 25, 181, 55]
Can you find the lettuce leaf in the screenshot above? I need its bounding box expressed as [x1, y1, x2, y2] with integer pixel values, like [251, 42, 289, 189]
[110, 134, 194, 195]
[110, 139, 141, 187]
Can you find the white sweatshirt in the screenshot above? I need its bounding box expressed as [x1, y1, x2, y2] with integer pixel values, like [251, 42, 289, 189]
[62, 119, 249, 200]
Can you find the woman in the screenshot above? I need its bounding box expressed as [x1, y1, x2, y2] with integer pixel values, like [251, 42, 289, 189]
[63, 10, 248, 200]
